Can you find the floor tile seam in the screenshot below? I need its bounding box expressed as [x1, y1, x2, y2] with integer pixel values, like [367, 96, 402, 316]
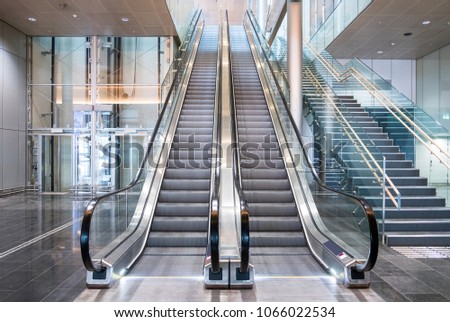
[41, 268, 86, 302]
[0, 217, 83, 259]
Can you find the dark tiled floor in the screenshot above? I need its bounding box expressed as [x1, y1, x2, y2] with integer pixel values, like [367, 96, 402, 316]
[370, 247, 450, 302]
[0, 193, 449, 302]
[0, 193, 89, 302]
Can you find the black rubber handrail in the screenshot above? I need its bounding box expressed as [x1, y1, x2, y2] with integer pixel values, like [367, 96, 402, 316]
[209, 19, 223, 274]
[227, 11, 250, 274]
[80, 10, 203, 273]
[245, 10, 378, 272]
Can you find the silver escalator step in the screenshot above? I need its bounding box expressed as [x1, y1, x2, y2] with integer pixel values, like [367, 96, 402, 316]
[148, 232, 207, 247]
[248, 203, 298, 216]
[152, 216, 208, 231]
[158, 190, 209, 203]
[242, 179, 291, 190]
[161, 179, 210, 190]
[250, 216, 302, 231]
[155, 202, 210, 217]
[241, 168, 288, 179]
[164, 169, 210, 179]
[250, 232, 306, 247]
[245, 191, 295, 203]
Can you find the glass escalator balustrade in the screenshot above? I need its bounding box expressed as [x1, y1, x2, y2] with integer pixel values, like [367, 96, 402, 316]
[244, 10, 378, 286]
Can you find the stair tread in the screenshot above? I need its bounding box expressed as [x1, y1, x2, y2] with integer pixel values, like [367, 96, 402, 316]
[383, 218, 450, 223]
[150, 232, 207, 236]
[384, 231, 450, 236]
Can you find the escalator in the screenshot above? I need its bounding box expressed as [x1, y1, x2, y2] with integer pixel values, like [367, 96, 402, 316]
[231, 11, 379, 287]
[80, 14, 221, 287]
[148, 26, 218, 250]
[230, 26, 305, 250]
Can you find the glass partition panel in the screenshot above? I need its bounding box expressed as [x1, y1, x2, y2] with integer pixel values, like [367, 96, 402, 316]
[309, 0, 373, 52]
[30, 34, 165, 192]
[31, 37, 89, 129]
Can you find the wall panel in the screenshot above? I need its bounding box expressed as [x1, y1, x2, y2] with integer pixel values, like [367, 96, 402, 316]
[0, 20, 27, 191]
[2, 130, 19, 188]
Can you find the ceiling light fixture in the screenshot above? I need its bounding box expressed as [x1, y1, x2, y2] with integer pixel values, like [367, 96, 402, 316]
[121, 17, 129, 22]
[28, 17, 37, 22]
[422, 20, 431, 25]
[403, 32, 413, 36]
[377, 50, 384, 54]
[391, 42, 396, 46]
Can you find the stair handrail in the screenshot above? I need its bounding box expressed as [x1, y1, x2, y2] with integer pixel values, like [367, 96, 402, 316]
[209, 14, 223, 275]
[245, 9, 378, 273]
[306, 44, 450, 170]
[351, 55, 446, 134]
[80, 10, 204, 273]
[304, 66, 402, 209]
[227, 11, 250, 274]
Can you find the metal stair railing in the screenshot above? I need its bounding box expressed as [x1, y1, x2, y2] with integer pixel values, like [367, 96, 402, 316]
[304, 66, 402, 209]
[306, 44, 450, 171]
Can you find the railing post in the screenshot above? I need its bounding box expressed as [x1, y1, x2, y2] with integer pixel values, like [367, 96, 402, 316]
[382, 156, 386, 245]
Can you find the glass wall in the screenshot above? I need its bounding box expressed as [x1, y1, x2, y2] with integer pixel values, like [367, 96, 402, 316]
[166, 0, 199, 42]
[308, 0, 372, 52]
[29, 36, 171, 193]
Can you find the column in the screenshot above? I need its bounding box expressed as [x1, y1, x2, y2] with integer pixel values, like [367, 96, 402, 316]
[288, 0, 302, 130]
[258, 0, 268, 33]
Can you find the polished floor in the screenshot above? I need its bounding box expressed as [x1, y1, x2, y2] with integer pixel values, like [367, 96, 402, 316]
[0, 193, 449, 302]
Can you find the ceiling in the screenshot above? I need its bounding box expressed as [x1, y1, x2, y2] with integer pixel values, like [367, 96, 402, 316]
[327, 0, 450, 60]
[0, 0, 248, 37]
[2, 0, 449, 60]
[0, 0, 177, 36]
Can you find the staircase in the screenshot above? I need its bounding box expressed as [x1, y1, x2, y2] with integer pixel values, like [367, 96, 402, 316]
[147, 26, 218, 250]
[230, 26, 305, 249]
[304, 62, 450, 246]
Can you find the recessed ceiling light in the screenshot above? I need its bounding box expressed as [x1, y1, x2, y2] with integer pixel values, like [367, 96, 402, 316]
[391, 42, 396, 46]
[377, 50, 384, 54]
[72, 14, 78, 18]
[422, 20, 431, 25]
[404, 32, 413, 36]
[28, 17, 37, 22]
[121, 17, 129, 22]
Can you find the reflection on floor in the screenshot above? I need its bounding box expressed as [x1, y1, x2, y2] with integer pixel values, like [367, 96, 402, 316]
[0, 193, 449, 302]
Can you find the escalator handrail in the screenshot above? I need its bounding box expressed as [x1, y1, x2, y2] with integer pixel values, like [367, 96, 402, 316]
[245, 10, 378, 272]
[209, 20, 223, 274]
[227, 11, 250, 274]
[80, 10, 203, 272]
